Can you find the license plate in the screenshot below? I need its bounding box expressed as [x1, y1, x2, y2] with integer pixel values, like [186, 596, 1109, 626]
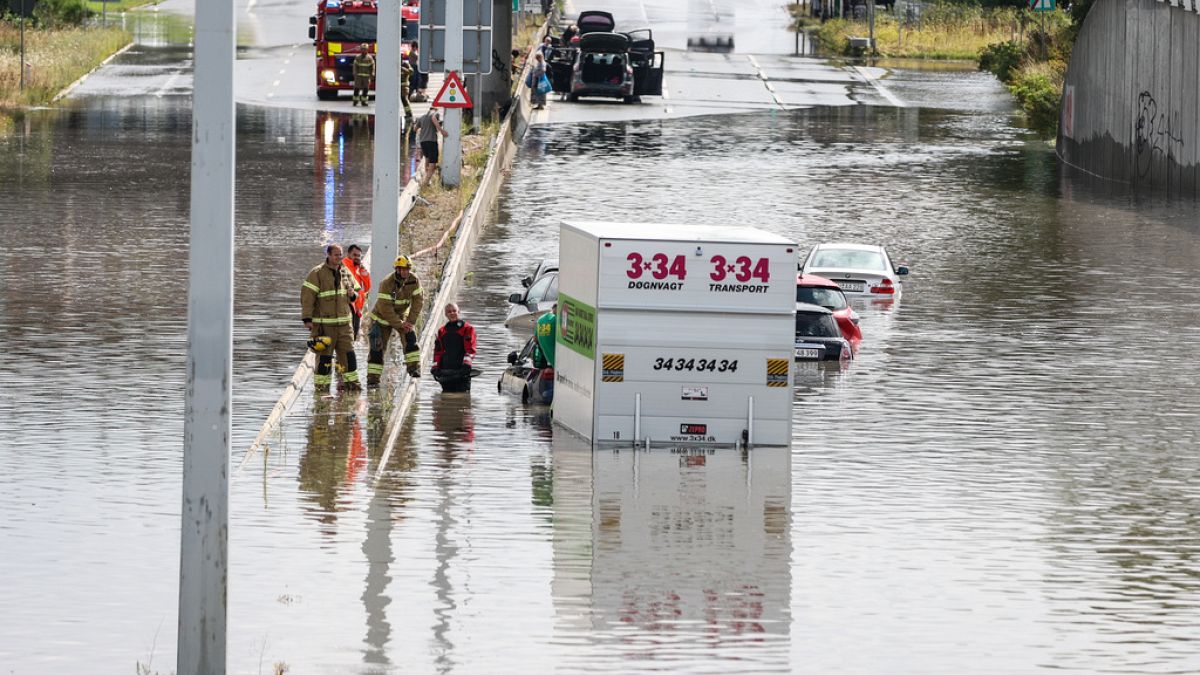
[794, 348, 820, 359]
[836, 281, 865, 292]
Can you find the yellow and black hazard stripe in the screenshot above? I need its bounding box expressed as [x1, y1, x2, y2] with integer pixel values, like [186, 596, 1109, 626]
[602, 353, 624, 382]
[766, 358, 789, 387]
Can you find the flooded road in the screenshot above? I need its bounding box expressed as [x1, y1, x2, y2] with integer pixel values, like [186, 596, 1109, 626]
[4, 31, 1200, 675]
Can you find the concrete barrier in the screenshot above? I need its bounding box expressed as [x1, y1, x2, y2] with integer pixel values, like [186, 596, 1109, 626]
[1058, 0, 1199, 195]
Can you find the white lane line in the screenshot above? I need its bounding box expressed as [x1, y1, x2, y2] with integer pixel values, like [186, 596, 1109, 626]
[272, 79, 281, 87]
[853, 66, 906, 107]
[155, 70, 182, 98]
[746, 54, 785, 109]
[278, 69, 286, 74]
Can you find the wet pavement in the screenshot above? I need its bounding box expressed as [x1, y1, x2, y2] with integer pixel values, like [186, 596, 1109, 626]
[4, 4, 1200, 675]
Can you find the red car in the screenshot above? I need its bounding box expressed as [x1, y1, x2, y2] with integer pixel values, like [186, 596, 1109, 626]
[796, 274, 861, 350]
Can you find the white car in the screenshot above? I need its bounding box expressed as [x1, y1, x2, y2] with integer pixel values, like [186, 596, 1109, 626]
[799, 243, 909, 299]
[504, 270, 558, 332]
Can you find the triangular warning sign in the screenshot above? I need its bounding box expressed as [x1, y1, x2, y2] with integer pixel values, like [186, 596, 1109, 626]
[431, 70, 473, 109]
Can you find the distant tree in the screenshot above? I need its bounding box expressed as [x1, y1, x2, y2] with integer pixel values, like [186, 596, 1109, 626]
[33, 0, 89, 26]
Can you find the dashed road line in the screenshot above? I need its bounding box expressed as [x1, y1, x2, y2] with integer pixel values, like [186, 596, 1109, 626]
[745, 54, 786, 109]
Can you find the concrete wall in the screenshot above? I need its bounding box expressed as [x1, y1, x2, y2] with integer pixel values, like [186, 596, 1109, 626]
[1057, 0, 1199, 194]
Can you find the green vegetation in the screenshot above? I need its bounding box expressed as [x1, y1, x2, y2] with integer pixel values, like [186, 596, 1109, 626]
[977, 10, 1075, 137]
[85, 0, 161, 12]
[789, 0, 1088, 138]
[806, 5, 1031, 60]
[0, 21, 130, 108]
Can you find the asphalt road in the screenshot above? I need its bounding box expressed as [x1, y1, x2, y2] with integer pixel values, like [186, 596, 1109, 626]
[71, 0, 901, 125]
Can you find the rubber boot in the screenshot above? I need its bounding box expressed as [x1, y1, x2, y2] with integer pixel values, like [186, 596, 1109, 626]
[406, 363, 421, 378]
[367, 374, 380, 387]
[342, 380, 362, 393]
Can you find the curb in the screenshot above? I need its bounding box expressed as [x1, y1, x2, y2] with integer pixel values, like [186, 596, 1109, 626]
[51, 41, 135, 104]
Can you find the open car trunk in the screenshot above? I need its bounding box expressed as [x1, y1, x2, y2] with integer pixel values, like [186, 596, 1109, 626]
[576, 10, 616, 35]
[578, 33, 631, 86]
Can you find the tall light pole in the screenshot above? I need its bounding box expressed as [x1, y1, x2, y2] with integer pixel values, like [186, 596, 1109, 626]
[371, 0, 402, 303]
[178, 0, 236, 671]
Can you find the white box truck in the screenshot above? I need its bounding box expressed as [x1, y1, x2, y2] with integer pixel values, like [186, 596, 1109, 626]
[554, 221, 797, 447]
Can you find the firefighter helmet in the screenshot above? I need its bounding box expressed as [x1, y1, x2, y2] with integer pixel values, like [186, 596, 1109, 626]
[394, 255, 412, 268]
[307, 336, 333, 353]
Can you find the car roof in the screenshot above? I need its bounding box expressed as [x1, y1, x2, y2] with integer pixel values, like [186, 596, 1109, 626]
[794, 302, 833, 314]
[795, 273, 840, 288]
[811, 242, 884, 252]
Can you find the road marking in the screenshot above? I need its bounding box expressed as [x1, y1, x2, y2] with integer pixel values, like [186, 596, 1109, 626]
[853, 66, 906, 107]
[279, 69, 286, 75]
[272, 80, 281, 87]
[155, 70, 182, 98]
[660, 72, 672, 115]
[746, 55, 785, 109]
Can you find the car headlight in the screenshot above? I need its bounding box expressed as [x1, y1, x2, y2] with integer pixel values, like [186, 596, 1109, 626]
[322, 69, 337, 83]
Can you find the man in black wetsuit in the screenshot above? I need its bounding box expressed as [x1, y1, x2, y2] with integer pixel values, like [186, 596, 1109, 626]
[431, 302, 477, 392]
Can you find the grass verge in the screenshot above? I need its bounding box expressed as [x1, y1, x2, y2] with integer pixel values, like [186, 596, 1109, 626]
[84, 0, 161, 12]
[0, 22, 130, 107]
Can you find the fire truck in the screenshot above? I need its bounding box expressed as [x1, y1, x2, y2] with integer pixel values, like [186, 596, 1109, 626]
[308, 0, 420, 101]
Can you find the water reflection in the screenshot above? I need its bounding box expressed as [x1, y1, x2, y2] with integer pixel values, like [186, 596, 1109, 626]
[551, 442, 792, 667]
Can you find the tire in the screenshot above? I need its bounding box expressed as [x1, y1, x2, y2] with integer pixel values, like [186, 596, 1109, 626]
[317, 89, 337, 101]
[623, 95, 638, 104]
[522, 386, 530, 404]
[567, 93, 579, 102]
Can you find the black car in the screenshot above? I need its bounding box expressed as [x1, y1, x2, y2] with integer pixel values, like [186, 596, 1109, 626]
[498, 336, 554, 405]
[794, 303, 853, 363]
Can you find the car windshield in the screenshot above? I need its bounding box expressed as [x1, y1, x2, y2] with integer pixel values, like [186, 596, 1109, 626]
[527, 274, 556, 303]
[810, 248, 887, 271]
[795, 312, 840, 338]
[325, 14, 377, 42]
[796, 286, 848, 310]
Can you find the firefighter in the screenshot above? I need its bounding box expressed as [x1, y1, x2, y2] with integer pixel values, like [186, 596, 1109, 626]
[401, 56, 415, 131]
[366, 255, 424, 384]
[352, 43, 375, 107]
[302, 244, 362, 393]
[342, 243, 371, 339]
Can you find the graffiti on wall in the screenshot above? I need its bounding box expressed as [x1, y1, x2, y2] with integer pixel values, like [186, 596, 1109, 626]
[1134, 91, 1185, 178]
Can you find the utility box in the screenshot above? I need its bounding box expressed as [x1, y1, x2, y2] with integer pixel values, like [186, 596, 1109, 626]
[554, 221, 797, 447]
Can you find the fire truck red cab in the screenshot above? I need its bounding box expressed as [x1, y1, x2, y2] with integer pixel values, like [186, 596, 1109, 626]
[309, 0, 420, 101]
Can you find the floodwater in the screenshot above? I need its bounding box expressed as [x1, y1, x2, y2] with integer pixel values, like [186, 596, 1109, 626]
[3, 48, 1200, 675]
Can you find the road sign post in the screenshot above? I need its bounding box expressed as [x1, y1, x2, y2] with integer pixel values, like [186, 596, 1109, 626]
[418, 0, 493, 76]
[443, 0, 463, 186]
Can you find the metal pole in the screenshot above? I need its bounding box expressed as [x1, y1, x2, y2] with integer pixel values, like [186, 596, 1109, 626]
[178, 0, 235, 671]
[442, 0, 463, 186]
[472, 0, 483, 132]
[19, 0, 25, 92]
[371, 0, 402, 304]
[868, 0, 875, 56]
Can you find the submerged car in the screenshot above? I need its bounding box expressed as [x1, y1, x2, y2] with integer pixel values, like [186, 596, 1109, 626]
[504, 270, 558, 331]
[793, 303, 853, 364]
[520, 258, 558, 290]
[796, 273, 861, 349]
[799, 243, 909, 299]
[499, 336, 554, 405]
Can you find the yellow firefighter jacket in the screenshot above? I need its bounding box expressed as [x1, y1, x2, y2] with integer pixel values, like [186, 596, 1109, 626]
[370, 271, 423, 328]
[301, 262, 360, 328]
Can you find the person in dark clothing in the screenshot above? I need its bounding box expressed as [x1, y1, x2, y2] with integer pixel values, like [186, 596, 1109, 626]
[431, 303, 477, 392]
